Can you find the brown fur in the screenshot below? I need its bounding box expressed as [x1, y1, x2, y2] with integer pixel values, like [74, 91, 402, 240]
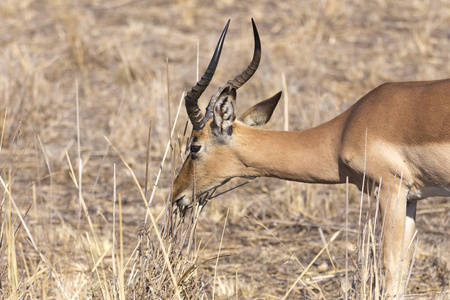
[173, 79, 450, 297]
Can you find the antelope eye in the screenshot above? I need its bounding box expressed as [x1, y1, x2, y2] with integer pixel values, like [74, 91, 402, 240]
[190, 145, 201, 153]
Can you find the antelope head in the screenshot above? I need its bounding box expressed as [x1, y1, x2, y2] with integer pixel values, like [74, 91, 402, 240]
[172, 19, 282, 206]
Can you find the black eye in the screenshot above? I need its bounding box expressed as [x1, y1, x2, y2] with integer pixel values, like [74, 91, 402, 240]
[190, 145, 201, 153]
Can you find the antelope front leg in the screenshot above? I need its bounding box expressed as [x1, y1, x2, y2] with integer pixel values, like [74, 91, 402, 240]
[380, 186, 417, 298]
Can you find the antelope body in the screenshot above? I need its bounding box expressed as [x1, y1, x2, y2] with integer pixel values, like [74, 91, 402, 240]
[172, 20, 450, 297]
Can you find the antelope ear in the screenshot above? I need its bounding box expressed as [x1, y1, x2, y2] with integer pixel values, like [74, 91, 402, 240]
[238, 91, 282, 127]
[213, 86, 237, 135]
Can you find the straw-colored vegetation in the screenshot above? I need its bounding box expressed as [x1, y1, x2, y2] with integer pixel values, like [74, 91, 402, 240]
[0, 0, 449, 298]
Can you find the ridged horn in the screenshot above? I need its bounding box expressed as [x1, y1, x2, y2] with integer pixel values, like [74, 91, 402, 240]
[185, 20, 230, 130]
[226, 18, 261, 89]
[204, 18, 261, 121]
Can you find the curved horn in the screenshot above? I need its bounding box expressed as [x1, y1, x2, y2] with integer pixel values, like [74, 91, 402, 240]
[225, 18, 261, 89]
[204, 19, 261, 121]
[185, 20, 230, 130]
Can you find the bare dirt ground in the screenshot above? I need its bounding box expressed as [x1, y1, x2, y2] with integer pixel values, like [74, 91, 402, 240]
[0, 0, 449, 298]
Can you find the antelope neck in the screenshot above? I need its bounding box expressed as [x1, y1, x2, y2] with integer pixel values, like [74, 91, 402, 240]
[233, 118, 345, 184]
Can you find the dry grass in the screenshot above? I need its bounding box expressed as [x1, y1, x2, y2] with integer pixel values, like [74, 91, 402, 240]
[0, 0, 449, 298]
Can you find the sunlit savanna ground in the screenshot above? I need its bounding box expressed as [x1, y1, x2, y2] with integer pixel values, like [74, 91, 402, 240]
[0, 0, 449, 298]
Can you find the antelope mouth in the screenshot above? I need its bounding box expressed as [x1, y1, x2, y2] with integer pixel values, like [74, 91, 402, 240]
[173, 195, 191, 207]
[173, 190, 214, 208]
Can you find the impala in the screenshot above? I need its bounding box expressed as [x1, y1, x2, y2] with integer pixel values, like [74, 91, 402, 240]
[172, 19, 450, 297]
